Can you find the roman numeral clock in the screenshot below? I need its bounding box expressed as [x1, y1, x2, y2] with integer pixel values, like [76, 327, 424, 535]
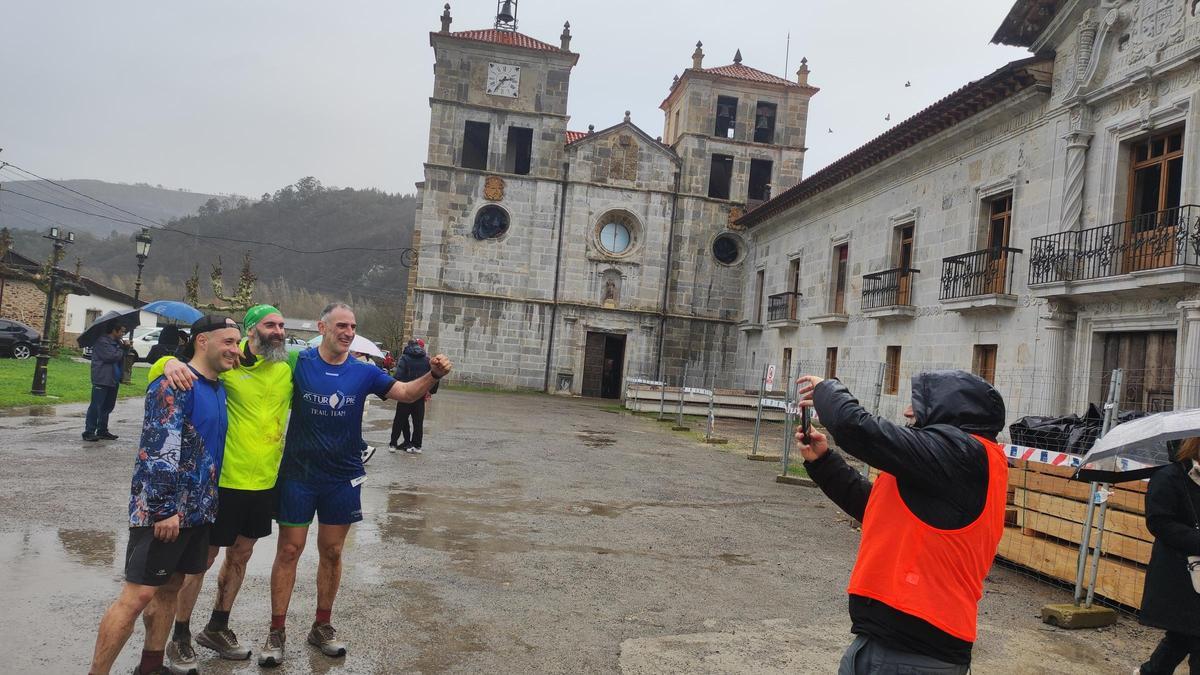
[486, 62, 520, 97]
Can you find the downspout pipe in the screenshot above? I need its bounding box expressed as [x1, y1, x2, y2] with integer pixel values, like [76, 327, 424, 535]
[656, 168, 682, 380]
[543, 158, 571, 393]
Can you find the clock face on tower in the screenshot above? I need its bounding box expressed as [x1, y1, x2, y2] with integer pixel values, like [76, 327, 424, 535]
[486, 62, 521, 98]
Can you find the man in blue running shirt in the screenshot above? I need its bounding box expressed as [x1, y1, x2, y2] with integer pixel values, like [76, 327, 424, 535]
[258, 302, 452, 667]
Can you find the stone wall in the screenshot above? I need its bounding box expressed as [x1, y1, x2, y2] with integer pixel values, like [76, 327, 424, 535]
[0, 278, 46, 329]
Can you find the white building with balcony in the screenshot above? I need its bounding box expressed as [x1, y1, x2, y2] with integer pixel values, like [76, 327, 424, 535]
[736, 0, 1200, 417]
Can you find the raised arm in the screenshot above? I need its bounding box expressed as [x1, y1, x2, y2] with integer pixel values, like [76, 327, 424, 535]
[385, 353, 453, 402]
[799, 376, 985, 495]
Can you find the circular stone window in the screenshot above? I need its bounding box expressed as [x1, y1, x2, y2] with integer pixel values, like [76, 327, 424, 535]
[594, 210, 640, 257]
[712, 233, 743, 265]
[472, 205, 510, 240]
[599, 221, 631, 255]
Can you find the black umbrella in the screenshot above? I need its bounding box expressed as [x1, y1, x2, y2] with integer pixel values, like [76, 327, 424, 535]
[76, 309, 141, 348]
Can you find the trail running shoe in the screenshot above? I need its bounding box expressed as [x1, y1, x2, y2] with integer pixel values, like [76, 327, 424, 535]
[164, 638, 199, 675]
[258, 628, 285, 667]
[307, 622, 347, 657]
[196, 625, 252, 660]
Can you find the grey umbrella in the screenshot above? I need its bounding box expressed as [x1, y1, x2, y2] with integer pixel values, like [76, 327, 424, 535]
[76, 309, 141, 348]
[1075, 408, 1200, 483]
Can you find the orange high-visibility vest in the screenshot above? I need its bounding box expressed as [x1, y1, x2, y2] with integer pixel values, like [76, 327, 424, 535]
[846, 434, 1008, 642]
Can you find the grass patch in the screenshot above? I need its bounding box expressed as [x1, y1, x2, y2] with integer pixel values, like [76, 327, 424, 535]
[785, 463, 810, 478]
[0, 356, 149, 408]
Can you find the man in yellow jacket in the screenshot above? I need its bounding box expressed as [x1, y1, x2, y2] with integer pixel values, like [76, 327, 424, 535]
[146, 305, 295, 673]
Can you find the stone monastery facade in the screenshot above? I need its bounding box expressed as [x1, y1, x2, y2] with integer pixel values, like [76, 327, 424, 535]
[410, 0, 1200, 418]
[407, 2, 816, 397]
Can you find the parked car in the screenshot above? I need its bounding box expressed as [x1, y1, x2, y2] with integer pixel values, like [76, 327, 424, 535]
[0, 319, 40, 359]
[285, 336, 309, 353]
[130, 328, 163, 361]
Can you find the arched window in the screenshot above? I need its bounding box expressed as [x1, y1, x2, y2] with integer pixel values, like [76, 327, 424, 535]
[473, 205, 509, 240]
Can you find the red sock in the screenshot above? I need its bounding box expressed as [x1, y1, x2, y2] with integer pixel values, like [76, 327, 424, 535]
[315, 608, 331, 625]
[138, 650, 164, 674]
[270, 614, 286, 630]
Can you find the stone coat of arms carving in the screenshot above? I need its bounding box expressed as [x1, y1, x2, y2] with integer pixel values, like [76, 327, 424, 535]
[484, 176, 504, 201]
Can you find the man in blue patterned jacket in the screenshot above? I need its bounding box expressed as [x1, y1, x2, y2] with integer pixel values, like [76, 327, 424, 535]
[88, 316, 242, 675]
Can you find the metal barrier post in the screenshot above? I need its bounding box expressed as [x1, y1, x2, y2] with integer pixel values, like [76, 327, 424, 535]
[1073, 369, 1121, 606]
[658, 378, 667, 420]
[751, 364, 767, 456]
[706, 372, 716, 441]
[780, 362, 796, 476]
[1084, 368, 1123, 608]
[864, 362, 887, 475]
[675, 362, 688, 428]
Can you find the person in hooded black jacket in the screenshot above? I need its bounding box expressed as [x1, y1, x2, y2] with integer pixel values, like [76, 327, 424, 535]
[389, 339, 437, 454]
[794, 370, 1007, 675]
[1137, 436, 1200, 674]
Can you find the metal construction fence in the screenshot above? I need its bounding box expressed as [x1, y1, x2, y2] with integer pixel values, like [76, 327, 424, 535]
[624, 360, 1200, 615]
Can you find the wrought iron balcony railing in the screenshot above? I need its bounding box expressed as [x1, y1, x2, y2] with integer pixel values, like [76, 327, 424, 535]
[861, 267, 919, 310]
[767, 291, 802, 322]
[1029, 205, 1200, 285]
[940, 247, 1022, 300]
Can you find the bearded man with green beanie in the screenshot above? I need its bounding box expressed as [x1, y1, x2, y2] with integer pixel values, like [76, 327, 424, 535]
[145, 305, 297, 674]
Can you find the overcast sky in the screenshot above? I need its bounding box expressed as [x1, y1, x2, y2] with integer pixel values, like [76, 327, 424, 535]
[1, 1, 1029, 198]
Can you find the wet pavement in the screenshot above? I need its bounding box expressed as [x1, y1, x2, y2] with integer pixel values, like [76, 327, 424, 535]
[0, 391, 1162, 673]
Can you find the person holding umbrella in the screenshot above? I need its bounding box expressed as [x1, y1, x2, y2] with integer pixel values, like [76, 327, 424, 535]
[83, 319, 131, 442]
[1137, 436, 1200, 674]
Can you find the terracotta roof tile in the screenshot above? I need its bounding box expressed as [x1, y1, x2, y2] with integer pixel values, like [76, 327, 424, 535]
[565, 130, 587, 144]
[702, 62, 802, 88]
[447, 29, 562, 53]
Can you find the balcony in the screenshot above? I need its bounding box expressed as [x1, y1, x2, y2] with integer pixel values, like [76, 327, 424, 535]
[939, 247, 1022, 312]
[766, 291, 802, 327]
[861, 267, 919, 319]
[1028, 205, 1200, 299]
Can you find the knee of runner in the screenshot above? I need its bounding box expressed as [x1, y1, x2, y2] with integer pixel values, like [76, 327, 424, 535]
[318, 541, 344, 563]
[277, 540, 304, 563]
[127, 584, 157, 608]
[227, 541, 254, 566]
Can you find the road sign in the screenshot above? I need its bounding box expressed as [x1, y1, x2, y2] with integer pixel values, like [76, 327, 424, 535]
[765, 364, 777, 391]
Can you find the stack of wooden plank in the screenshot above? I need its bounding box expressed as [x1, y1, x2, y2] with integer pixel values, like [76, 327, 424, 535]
[998, 460, 1150, 609]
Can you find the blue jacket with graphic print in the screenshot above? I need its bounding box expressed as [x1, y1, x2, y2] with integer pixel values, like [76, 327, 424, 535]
[128, 375, 225, 527]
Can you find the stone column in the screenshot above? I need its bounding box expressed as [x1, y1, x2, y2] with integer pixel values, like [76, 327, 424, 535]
[1176, 300, 1200, 409]
[1036, 303, 1076, 416]
[1060, 107, 1093, 233]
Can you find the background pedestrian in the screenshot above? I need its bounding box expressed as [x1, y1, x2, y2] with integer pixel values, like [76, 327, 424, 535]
[83, 321, 130, 442]
[1137, 436, 1200, 674]
[389, 338, 435, 454]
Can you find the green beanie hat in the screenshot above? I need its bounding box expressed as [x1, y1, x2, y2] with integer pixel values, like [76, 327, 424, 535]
[243, 304, 281, 333]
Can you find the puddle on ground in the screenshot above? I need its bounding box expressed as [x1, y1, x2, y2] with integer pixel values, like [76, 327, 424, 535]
[57, 529, 117, 568]
[389, 580, 488, 671]
[575, 429, 616, 448]
[379, 486, 789, 575]
[0, 406, 59, 418]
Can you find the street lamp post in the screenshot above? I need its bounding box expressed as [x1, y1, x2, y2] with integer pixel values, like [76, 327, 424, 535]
[121, 228, 152, 385]
[30, 227, 75, 396]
